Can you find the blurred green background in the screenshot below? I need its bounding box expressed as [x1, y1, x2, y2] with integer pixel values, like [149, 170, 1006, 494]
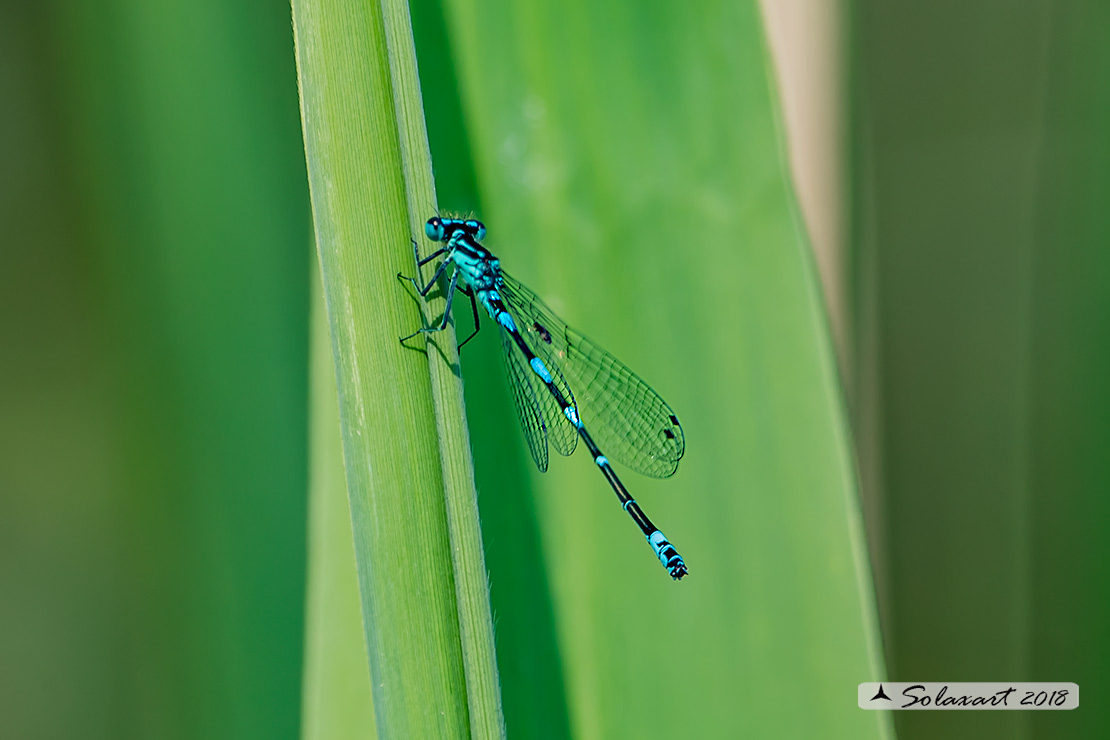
[2, 1, 1107, 739]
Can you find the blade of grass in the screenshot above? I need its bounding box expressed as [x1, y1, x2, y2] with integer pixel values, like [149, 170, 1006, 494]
[291, 0, 503, 737]
[380, 1, 505, 735]
[302, 271, 377, 740]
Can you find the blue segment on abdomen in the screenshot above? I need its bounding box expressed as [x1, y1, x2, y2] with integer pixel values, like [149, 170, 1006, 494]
[648, 531, 670, 561]
[497, 310, 517, 332]
[530, 357, 552, 382]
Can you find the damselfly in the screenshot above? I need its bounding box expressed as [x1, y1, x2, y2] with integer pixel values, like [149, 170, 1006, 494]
[399, 216, 687, 580]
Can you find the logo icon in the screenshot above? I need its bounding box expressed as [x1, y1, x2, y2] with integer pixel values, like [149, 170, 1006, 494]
[870, 684, 892, 702]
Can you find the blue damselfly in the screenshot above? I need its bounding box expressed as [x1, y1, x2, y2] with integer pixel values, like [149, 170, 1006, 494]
[399, 216, 687, 580]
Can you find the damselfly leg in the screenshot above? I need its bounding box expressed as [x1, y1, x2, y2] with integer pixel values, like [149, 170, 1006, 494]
[398, 236, 480, 347]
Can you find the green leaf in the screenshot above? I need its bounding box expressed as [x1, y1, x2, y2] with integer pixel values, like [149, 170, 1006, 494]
[420, 0, 892, 737]
[291, 0, 504, 737]
[301, 274, 377, 740]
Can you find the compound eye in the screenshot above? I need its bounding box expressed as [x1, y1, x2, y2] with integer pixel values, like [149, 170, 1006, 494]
[467, 220, 486, 240]
[425, 217, 445, 241]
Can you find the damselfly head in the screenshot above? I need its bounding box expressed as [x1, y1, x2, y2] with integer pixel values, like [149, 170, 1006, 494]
[426, 216, 486, 242]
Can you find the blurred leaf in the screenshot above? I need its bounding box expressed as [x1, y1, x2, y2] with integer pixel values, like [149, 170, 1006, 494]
[1028, 8, 1110, 740]
[0, 6, 126, 739]
[40, 0, 312, 737]
[418, 0, 891, 737]
[851, 2, 1110, 740]
[851, 3, 1070, 740]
